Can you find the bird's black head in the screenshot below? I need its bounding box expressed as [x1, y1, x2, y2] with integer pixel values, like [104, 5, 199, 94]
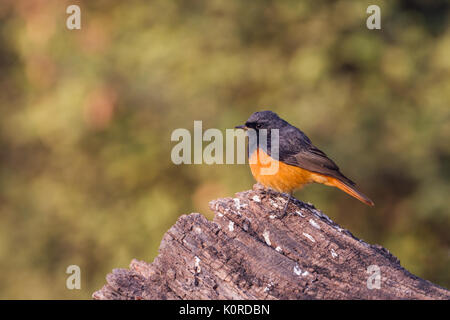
[236, 111, 287, 131]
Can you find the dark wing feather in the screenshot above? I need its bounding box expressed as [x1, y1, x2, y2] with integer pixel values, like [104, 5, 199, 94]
[277, 128, 356, 186]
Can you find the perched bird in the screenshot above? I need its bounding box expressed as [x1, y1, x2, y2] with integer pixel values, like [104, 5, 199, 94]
[236, 111, 374, 215]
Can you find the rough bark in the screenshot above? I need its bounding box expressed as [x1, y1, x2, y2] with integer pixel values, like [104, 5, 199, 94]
[93, 184, 450, 300]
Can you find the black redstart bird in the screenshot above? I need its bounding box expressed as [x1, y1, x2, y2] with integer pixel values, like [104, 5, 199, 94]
[236, 111, 374, 215]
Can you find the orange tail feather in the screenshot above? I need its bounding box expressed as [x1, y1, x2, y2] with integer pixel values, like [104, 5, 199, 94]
[328, 178, 374, 206]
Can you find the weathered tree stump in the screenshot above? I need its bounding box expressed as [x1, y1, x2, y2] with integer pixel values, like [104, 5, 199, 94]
[93, 184, 450, 300]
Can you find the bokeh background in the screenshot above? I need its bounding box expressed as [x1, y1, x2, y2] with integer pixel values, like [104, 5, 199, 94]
[0, 0, 449, 299]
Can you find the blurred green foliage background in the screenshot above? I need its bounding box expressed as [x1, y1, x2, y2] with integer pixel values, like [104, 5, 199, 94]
[0, 0, 449, 299]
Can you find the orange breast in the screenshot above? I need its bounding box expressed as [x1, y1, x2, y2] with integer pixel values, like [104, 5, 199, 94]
[249, 148, 330, 193]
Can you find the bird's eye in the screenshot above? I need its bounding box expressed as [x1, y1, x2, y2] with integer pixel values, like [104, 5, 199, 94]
[255, 123, 263, 129]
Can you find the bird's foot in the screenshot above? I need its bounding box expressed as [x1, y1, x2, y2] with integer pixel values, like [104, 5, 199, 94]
[259, 187, 277, 200]
[259, 190, 267, 200]
[276, 209, 287, 219]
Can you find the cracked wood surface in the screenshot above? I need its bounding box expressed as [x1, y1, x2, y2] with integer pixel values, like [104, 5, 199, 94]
[93, 184, 450, 300]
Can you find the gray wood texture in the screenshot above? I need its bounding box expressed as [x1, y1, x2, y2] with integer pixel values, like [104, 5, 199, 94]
[93, 184, 450, 300]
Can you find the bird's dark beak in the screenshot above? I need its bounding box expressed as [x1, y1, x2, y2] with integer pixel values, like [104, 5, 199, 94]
[235, 125, 248, 130]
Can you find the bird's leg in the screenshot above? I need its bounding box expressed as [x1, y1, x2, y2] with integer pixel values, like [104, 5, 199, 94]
[278, 192, 292, 218]
[254, 183, 268, 200]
